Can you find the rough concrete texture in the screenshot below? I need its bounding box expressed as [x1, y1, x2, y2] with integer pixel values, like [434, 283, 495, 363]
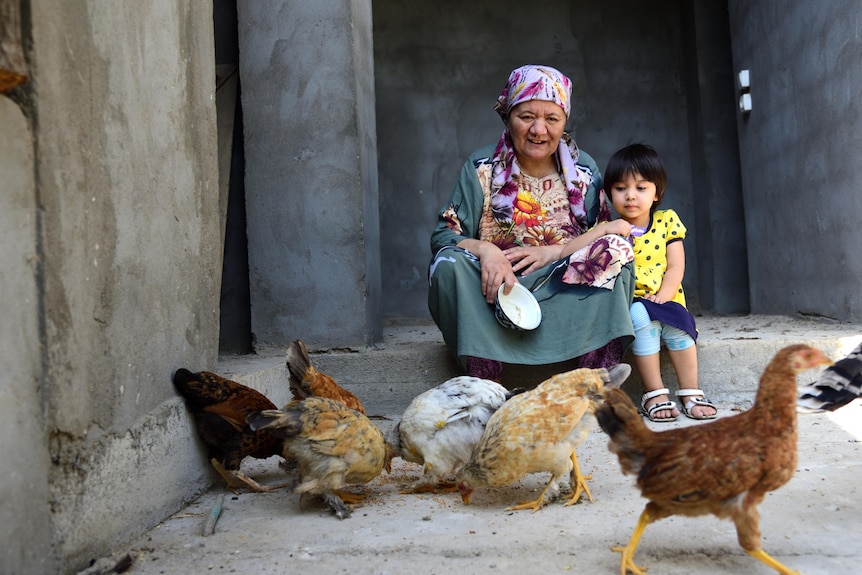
[88, 315, 862, 575]
[0, 93, 56, 575]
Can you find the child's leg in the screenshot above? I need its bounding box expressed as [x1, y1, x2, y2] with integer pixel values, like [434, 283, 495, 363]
[665, 329, 716, 418]
[630, 302, 679, 420]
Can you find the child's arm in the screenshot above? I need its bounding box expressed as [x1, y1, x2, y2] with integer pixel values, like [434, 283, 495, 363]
[646, 240, 685, 304]
[504, 219, 632, 276]
[557, 219, 633, 259]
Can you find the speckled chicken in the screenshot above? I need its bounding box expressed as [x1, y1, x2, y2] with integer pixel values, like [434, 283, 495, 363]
[172, 368, 289, 492]
[455, 364, 631, 511]
[247, 397, 388, 519]
[596, 344, 832, 575]
[286, 339, 366, 414]
[798, 340, 862, 412]
[385, 376, 516, 493]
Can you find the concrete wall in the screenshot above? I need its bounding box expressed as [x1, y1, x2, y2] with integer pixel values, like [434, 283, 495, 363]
[728, 0, 862, 322]
[0, 96, 56, 575]
[238, 0, 383, 349]
[1, 2, 222, 572]
[372, 0, 748, 320]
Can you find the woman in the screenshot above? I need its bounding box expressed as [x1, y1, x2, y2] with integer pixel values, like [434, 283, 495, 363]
[428, 65, 635, 381]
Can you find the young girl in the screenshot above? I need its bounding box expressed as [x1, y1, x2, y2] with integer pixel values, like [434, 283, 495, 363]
[603, 143, 717, 421]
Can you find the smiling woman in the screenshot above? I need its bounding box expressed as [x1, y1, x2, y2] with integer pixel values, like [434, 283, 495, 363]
[427, 65, 636, 379]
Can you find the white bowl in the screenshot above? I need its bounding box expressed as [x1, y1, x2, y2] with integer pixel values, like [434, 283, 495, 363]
[495, 283, 542, 330]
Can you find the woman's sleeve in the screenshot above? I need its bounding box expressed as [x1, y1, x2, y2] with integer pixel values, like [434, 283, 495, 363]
[578, 150, 605, 226]
[429, 156, 484, 255]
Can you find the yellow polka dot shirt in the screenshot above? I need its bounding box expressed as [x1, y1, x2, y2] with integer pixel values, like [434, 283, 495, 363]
[631, 208, 687, 307]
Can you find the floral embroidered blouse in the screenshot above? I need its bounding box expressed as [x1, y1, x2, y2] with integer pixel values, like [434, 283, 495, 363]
[431, 144, 606, 255]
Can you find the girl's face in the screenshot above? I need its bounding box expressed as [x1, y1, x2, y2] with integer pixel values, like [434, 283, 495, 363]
[609, 172, 657, 226]
[507, 100, 566, 170]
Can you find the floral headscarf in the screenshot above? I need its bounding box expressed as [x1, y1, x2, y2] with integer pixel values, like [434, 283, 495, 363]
[489, 65, 610, 234]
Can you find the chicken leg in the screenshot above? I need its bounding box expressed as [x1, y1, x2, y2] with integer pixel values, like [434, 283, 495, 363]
[746, 550, 801, 575]
[563, 449, 593, 505]
[210, 458, 293, 493]
[733, 503, 801, 575]
[505, 476, 560, 513]
[400, 480, 458, 495]
[611, 507, 653, 575]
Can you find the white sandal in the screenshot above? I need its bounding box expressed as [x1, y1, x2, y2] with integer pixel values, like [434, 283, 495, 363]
[640, 388, 678, 422]
[677, 389, 718, 420]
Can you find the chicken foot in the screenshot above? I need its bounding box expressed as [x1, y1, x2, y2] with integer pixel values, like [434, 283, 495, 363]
[734, 505, 801, 575]
[611, 507, 652, 575]
[400, 479, 458, 494]
[563, 449, 593, 505]
[745, 549, 801, 575]
[210, 458, 293, 493]
[322, 492, 353, 519]
[505, 476, 559, 513]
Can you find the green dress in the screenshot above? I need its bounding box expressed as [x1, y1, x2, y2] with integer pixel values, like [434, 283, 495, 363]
[428, 144, 634, 368]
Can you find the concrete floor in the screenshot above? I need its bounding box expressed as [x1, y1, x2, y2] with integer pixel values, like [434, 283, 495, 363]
[87, 315, 862, 575]
[106, 406, 861, 575]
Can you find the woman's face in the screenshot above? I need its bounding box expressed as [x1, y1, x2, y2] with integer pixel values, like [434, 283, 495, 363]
[507, 100, 566, 167]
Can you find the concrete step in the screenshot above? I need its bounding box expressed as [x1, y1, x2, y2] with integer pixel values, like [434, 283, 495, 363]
[218, 314, 862, 415]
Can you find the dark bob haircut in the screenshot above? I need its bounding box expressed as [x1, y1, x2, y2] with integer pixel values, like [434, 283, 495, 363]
[603, 143, 667, 210]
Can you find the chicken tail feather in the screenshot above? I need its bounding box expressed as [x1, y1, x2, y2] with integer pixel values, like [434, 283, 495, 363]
[287, 339, 314, 399]
[246, 408, 302, 437]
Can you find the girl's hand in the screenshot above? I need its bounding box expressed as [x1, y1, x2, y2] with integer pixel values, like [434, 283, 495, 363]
[643, 293, 668, 305]
[503, 245, 562, 276]
[601, 219, 635, 238]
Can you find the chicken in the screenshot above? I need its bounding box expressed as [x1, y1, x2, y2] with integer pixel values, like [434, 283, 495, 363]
[455, 364, 631, 512]
[286, 339, 366, 414]
[172, 368, 290, 492]
[595, 344, 832, 575]
[797, 340, 862, 412]
[246, 397, 388, 519]
[385, 376, 516, 494]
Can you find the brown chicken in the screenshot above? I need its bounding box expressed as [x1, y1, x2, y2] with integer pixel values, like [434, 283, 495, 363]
[286, 339, 366, 414]
[247, 397, 388, 519]
[455, 364, 631, 512]
[596, 344, 832, 575]
[172, 368, 291, 492]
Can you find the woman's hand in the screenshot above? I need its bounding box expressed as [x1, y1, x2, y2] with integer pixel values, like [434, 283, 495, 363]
[504, 245, 563, 276]
[458, 239, 517, 304]
[480, 248, 518, 304]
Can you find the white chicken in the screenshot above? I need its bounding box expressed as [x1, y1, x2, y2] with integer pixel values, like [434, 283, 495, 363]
[385, 376, 518, 493]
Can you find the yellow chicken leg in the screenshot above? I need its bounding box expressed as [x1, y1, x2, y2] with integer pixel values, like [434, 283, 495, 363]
[210, 458, 293, 493]
[400, 481, 458, 494]
[333, 489, 368, 504]
[563, 449, 593, 505]
[505, 476, 558, 513]
[612, 507, 653, 575]
[746, 549, 800, 575]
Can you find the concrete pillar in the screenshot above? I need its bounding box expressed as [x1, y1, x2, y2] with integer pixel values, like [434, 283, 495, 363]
[0, 96, 58, 575]
[238, 0, 382, 349]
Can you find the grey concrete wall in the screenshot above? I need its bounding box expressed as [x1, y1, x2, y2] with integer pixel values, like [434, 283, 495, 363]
[728, 1, 862, 322]
[0, 97, 57, 575]
[238, 0, 383, 349]
[0, 2, 222, 572]
[372, 0, 748, 319]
